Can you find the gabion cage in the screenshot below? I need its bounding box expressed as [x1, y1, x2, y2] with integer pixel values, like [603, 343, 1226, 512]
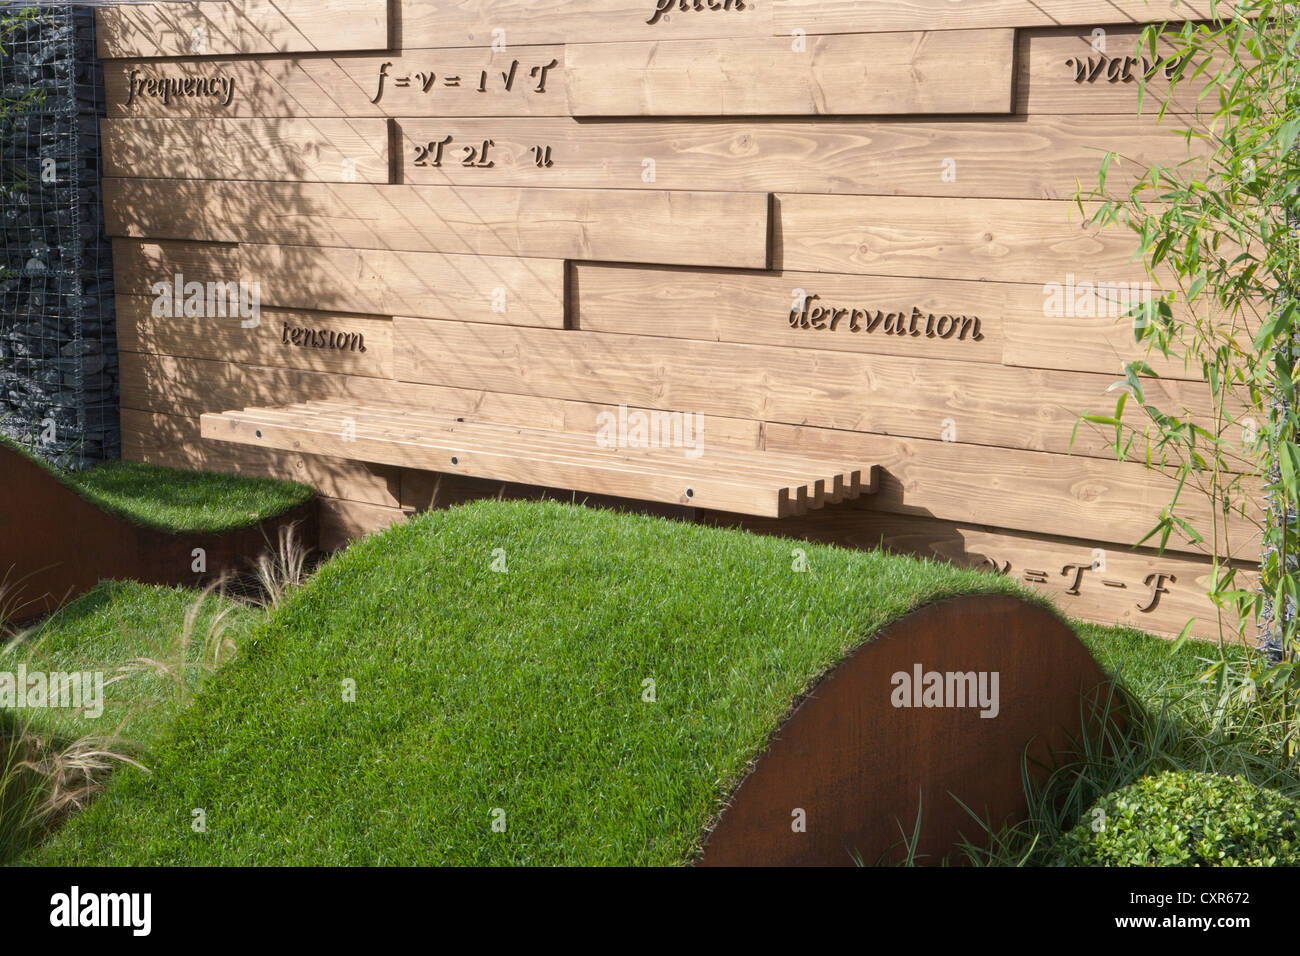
[0, 3, 116, 468]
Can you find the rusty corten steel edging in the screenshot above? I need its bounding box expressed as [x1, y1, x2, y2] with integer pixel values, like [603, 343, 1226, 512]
[699, 594, 1110, 866]
[0, 445, 317, 623]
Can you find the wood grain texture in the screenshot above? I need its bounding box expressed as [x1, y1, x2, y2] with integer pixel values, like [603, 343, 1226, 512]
[112, 238, 565, 327]
[574, 263, 1202, 379]
[565, 30, 1015, 116]
[240, 244, 566, 327]
[398, 115, 1206, 199]
[399, 0, 774, 47]
[116, 352, 762, 452]
[112, 237, 240, 294]
[115, 295, 395, 379]
[575, 264, 1005, 365]
[391, 319, 1222, 462]
[199, 402, 855, 517]
[117, 352, 1250, 558]
[102, 118, 389, 183]
[776, 194, 1159, 284]
[103, 178, 770, 268]
[759, 422, 1260, 560]
[96, 0, 388, 58]
[772, 0, 1220, 34]
[104, 47, 567, 118]
[1018, 27, 1215, 115]
[121, 407, 403, 508]
[318, 497, 409, 551]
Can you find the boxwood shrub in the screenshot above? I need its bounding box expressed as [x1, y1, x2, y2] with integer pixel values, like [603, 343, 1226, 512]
[1053, 771, 1300, 867]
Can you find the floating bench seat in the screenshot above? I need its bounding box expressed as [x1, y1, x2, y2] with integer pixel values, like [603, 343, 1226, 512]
[199, 399, 877, 518]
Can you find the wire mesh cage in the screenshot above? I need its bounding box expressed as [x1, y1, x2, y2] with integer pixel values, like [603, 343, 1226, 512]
[0, 3, 116, 469]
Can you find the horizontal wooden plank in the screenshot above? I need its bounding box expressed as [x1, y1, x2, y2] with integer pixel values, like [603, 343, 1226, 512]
[104, 47, 567, 118]
[96, 0, 388, 58]
[771, 0, 1220, 34]
[397, 115, 1207, 199]
[391, 319, 1224, 462]
[112, 238, 565, 327]
[240, 244, 566, 327]
[776, 194, 1158, 284]
[120, 407, 403, 508]
[112, 237, 240, 294]
[116, 352, 763, 452]
[200, 404, 825, 517]
[116, 295, 395, 379]
[759, 422, 1260, 561]
[102, 118, 389, 183]
[104, 178, 770, 269]
[576, 264, 1004, 365]
[566, 29, 1015, 116]
[574, 263, 1201, 379]
[400, 0, 774, 46]
[701, 507, 1253, 640]
[1018, 26, 1215, 115]
[318, 498, 408, 552]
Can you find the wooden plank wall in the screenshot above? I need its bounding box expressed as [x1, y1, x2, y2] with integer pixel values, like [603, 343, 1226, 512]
[99, 0, 1256, 639]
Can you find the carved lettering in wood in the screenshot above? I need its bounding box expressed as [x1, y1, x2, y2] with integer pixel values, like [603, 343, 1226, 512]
[788, 295, 984, 343]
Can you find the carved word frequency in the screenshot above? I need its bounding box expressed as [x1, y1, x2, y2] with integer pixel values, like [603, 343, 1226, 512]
[647, 0, 749, 26]
[1065, 53, 1185, 84]
[371, 58, 558, 104]
[124, 69, 235, 107]
[789, 294, 985, 342]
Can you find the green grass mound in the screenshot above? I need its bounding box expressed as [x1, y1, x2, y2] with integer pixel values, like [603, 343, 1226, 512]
[27, 499, 1059, 866]
[2, 436, 312, 533]
[1053, 771, 1300, 866]
[63, 461, 314, 534]
[2, 583, 256, 862]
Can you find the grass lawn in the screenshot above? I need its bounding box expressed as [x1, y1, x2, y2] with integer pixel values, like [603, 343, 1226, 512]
[8, 582, 258, 750]
[3, 436, 313, 533]
[12, 499, 1227, 867]
[2, 583, 256, 861]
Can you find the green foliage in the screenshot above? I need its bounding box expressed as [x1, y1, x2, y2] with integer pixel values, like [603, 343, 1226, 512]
[1081, 2, 1300, 746]
[1052, 771, 1300, 866]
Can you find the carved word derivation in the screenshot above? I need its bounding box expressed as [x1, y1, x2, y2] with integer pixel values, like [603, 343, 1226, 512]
[281, 323, 367, 354]
[124, 69, 235, 107]
[647, 0, 748, 26]
[371, 59, 558, 104]
[1065, 53, 1185, 85]
[789, 295, 984, 342]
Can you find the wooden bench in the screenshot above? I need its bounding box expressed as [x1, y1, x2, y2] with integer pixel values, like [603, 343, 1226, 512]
[200, 399, 876, 518]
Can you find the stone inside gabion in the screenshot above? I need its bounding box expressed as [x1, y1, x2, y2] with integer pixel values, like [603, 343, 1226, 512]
[0, 6, 117, 468]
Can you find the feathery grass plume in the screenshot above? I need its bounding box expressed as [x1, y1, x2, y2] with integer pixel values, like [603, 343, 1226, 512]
[252, 521, 311, 608]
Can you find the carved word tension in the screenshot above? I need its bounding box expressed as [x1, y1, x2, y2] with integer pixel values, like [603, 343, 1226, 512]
[789, 295, 984, 342]
[647, 0, 748, 26]
[1065, 53, 1185, 85]
[281, 324, 367, 354]
[124, 69, 236, 107]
